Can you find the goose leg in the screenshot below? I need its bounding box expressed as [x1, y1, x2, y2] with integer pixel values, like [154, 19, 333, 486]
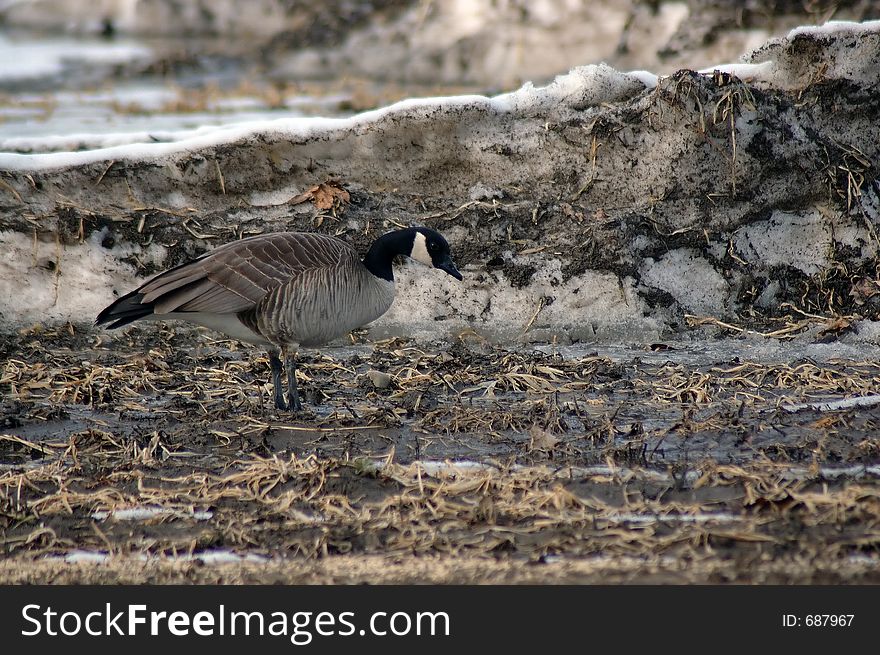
[285, 351, 302, 412]
[268, 350, 287, 410]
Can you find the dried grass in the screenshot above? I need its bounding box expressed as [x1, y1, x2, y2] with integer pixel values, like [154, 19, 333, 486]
[1, 329, 878, 583]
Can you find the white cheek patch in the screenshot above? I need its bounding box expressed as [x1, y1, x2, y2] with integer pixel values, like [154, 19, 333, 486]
[410, 231, 433, 266]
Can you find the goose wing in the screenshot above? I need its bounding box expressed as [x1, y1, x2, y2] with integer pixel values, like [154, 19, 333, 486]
[146, 232, 355, 314]
[95, 233, 357, 331]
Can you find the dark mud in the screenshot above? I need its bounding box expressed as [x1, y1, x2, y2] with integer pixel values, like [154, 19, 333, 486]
[1, 324, 878, 583]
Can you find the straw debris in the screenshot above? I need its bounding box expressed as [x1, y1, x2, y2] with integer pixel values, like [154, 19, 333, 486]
[1, 328, 878, 583]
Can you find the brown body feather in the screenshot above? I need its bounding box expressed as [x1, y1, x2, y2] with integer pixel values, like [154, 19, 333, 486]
[96, 232, 396, 349]
[97, 226, 461, 411]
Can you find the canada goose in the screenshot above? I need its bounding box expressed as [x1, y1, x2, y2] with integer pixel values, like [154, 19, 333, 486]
[96, 227, 462, 411]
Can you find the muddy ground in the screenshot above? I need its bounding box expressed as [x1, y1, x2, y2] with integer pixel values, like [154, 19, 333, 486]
[1, 323, 878, 583]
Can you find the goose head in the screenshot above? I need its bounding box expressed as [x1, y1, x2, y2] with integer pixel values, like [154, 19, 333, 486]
[408, 227, 463, 280]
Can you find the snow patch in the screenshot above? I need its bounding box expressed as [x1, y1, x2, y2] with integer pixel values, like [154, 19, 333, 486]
[697, 60, 774, 81]
[745, 19, 880, 89]
[92, 506, 213, 521]
[843, 320, 880, 346]
[787, 20, 880, 39]
[605, 512, 742, 524]
[0, 123, 229, 154]
[0, 65, 649, 171]
[733, 210, 832, 276]
[60, 549, 268, 564]
[0, 228, 166, 329]
[491, 64, 650, 114]
[372, 256, 659, 344]
[0, 32, 150, 82]
[639, 250, 728, 315]
[782, 395, 880, 413]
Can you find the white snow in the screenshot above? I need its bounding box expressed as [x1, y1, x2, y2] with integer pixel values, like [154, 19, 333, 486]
[843, 320, 880, 346]
[604, 512, 742, 524]
[782, 395, 880, 413]
[2, 17, 875, 166]
[788, 19, 880, 39]
[0, 124, 229, 154]
[373, 256, 659, 344]
[0, 65, 648, 168]
[744, 19, 880, 90]
[60, 549, 268, 564]
[639, 249, 729, 315]
[0, 99, 481, 170]
[625, 70, 659, 89]
[0, 228, 167, 328]
[91, 506, 213, 521]
[811, 464, 880, 479]
[54, 548, 878, 568]
[405, 459, 880, 484]
[63, 550, 113, 563]
[0, 43, 821, 172]
[697, 60, 774, 81]
[413, 460, 498, 475]
[0, 32, 150, 81]
[733, 210, 833, 276]
[491, 64, 650, 114]
[0, 117, 327, 170]
[0, 85, 355, 148]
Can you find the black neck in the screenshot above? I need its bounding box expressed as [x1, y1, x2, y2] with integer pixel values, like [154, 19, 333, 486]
[362, 229, 415, 282]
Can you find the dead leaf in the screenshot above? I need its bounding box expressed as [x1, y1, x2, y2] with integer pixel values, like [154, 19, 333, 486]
[849, 277, 880, 305]
[289, 181, 351, 212]
[289, 189, 314, 206]
[528, 426, 559, 453]
[312, 181, 350, 210]
[818, 317, 852, 337]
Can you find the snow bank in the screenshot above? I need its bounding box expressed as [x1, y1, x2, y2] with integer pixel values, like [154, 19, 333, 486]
[1, 21, 880, 346]
[744, 19, 880, 89]
[0, 228, 167, 328]
[0, 67, 647, 171]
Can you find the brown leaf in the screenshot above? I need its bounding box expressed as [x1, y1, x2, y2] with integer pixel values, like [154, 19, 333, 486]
[288, 181, 351, 211]
[849, 277, 880, 305]
[288, 188, 315, 206]
[312, 182, 350, 210]
[818, 317, 852, 337]
[528, 426, 559, 453]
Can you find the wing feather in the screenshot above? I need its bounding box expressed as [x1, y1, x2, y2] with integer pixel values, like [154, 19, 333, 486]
[125, 233, 356, 317]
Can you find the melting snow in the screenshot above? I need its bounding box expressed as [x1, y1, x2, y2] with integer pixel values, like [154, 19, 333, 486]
[91, 506, 214, 521]
[0, 32, 150, 81]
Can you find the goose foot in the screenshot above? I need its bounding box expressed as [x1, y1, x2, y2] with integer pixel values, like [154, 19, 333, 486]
[285, 353, 302, 412]
[268, 349, 302, 412]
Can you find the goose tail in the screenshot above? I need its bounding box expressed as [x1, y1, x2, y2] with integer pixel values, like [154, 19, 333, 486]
[95, 290, 154, 329]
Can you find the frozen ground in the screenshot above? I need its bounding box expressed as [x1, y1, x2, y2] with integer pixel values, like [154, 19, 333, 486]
[1, 326, 879, 583]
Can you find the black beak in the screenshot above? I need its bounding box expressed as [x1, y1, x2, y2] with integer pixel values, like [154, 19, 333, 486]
[437, 258, 463, 280]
